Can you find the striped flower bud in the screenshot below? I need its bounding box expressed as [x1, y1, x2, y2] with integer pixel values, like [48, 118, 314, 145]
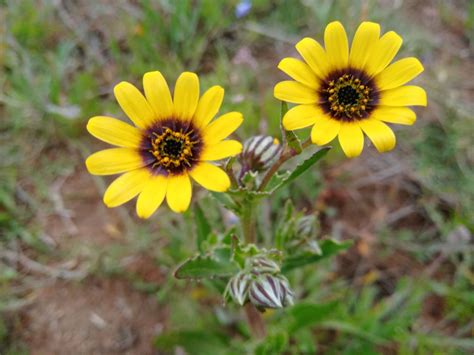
[240, 135, 283, 172]
[248, 256, 280, 275]
[224, 272, 251, 306]
[248, 274, 294, 309]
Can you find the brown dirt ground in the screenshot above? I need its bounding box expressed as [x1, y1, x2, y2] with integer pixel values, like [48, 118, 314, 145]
[20, 278, 166, 355]
[13, 164, 168, 354]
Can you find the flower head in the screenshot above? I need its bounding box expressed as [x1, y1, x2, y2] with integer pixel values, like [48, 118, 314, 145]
[86, 71, 243, 218]
[274, 21, 427, 157]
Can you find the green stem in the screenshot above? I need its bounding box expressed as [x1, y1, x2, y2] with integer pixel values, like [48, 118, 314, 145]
[241, 198, 256, 244]
[240, 199, 267, 338]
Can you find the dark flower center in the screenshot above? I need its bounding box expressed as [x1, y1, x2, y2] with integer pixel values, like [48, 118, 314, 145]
[141, 119, 202, 175]
[337, 85, 360, 105]
[319, 69, 379, 122]
[151, 128, 197, 169]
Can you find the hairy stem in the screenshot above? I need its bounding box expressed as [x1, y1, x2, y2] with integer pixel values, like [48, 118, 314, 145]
[244, 303, 267, 339]
[240, 199, 266, 338]
[241, 199, 256, 243]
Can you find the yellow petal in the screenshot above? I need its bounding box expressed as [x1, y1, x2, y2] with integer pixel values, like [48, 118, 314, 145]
[349, 22, 380, 69]
[114, 81, 155, 129]
[324, 21, 349, 70]
[136, 175, 168, 219]
[85, 148, 149, 176]
[174, 72, 199, 121]
[189, 163, 230, 192]
[338, 123, 364, 158]
[370, 106, 416, 125]
[201, 140, 242, 161]
[166, 174, 192, 213]
[204, 112, 243, 145]
[365, 31, 403, 76]
[295, 37, 330, 79]
[143, 71, 174, 120]
[311, 115, 341, 145]
[379, 85, 427, 107]
[359, 119, 396, 153]
[375, 57, 424, 91]
[283, 104, 322, 130]
[103, 168, 150, 208]
[274, 81, 318, 104]
[278, 58, 319, 88]
[87, 116, 142, 148]
[193, 85, 224, 128]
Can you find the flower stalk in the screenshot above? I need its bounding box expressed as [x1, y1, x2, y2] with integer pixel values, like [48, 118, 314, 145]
[239, 197, 267, 338]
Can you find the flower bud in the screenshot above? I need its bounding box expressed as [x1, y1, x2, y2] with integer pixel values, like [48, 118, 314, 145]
[224, 272, 251, 306]
[248, 256, 280, 274]
[248, 274, 294, 309]
[240, 135, 282, 172]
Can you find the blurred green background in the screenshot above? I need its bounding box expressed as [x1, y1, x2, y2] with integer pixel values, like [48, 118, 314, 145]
[1, 0, 473, 354]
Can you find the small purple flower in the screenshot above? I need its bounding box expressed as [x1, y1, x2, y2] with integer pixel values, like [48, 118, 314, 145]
[235, 0, 252, 18]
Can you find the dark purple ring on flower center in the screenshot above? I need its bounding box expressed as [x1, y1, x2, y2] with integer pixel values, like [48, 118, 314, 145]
[318, 67, 380, 122]
[139, 118, 203, 176]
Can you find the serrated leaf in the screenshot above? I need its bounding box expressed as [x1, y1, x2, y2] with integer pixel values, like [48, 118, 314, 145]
[174, 255, 239, 279]
[282, 239, 352, 273]
[227, 187, 271, 198]
[231, 235, 259, 268]
[264, 147, 330, 194]
[288, 301, 339, 333]
[194, 203, 211, 253]
[264, 171, 291, 193]
[281, 147, 330, 188]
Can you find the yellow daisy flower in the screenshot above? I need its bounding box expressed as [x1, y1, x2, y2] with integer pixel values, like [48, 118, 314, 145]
[85, 71, 243, 218]
[274, 21, 427, 157]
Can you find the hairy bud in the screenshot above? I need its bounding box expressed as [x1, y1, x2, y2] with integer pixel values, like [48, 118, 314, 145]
[240, 135, 282, 172]
[248, 256, 280, 274]
[224, 272, 251, 306]
[248, 274, 294, 309]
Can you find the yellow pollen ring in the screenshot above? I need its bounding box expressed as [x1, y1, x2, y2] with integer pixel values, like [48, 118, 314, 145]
[325, 73, 372, 119]
[149, 127, 198, 171]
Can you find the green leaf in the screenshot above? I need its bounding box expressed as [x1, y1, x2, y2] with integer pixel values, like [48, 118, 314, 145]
[174, 254, 239, 279]
[255, 331, 289, 355]
[263, 147, 330, 194]
[231, 235, 259, 268]
[281, 147, 330, 188]
[282, 239, 352, 273]
[319, 320, 387, 345]
[154, 330, 229, 353]
[288, 301, 339, 333]
[280, 101, 302, 154]
[210, 191, 241, 213]
[194, 203, 211, 253]
[264, 171, 291, 194]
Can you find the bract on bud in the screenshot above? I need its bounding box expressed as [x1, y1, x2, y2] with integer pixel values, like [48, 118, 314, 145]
[240, 135, 282, 172]
[224, 272, 251, 306]
[248, 274, 294, 309]
[248, 256, 280, 274]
